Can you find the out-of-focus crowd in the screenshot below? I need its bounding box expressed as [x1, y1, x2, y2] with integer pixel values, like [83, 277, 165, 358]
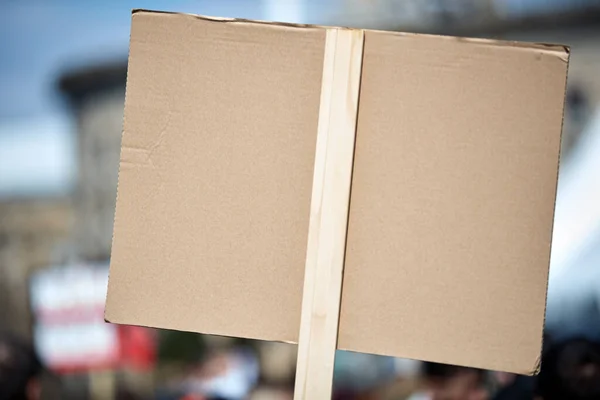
[1, 329, 600, 400]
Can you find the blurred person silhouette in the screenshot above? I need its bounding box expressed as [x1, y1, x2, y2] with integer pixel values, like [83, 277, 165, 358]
[491, 372, 534, 400]
[0, 332, 42, 400]
[408, 362, 488, 400]
[535, 338, 600, 400]
[566, 85, 590, 125]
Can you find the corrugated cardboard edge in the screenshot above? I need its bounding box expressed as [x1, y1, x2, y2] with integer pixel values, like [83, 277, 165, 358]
[130, 9, 569, 58]
[104, 13, 134, 326]
[131, 8, 330, 31]
[529, 48, 572, 377]
[369, 29, 569, 61]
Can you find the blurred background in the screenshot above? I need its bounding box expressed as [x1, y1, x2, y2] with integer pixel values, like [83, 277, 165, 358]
[1, 0, 600, 399]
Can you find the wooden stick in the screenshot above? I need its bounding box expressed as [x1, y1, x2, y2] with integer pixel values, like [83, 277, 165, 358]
[293, 28, 364, 400]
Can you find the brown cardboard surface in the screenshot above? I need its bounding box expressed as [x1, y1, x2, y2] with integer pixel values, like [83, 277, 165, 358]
[339, 30, 568, 374]
[105, 10, 325, 343]
[106, 10, 569, 375]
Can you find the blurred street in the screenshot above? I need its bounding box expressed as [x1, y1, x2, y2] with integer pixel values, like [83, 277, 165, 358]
[1, 1, 600, 399]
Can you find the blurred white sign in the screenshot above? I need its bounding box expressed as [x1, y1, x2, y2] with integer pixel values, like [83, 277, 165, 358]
[29, 263, 118, 372]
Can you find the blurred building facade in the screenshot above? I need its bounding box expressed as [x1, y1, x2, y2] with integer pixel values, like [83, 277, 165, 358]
[0, 200, 73, 336]
[0, 63, 127, 335]
[59, 64, 127, 262]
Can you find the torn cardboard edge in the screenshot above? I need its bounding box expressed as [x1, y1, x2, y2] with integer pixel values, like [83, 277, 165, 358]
[131, 8, 570, 58]
[531, 50, 572, 377]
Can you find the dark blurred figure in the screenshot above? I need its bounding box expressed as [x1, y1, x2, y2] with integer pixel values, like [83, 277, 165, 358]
[0, 332, 42, 400]
[566, 85, 590, 125]
[116, 386, 147, 400]
[409, 362, 488, 400]
[492, 373, 534, 400]
[536, 338, 600, 400]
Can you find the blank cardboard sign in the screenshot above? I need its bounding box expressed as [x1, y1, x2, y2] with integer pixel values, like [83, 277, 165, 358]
[106, 9, 569, 376]
[339, 31, 568, 374]
[105, 11, 324, 344]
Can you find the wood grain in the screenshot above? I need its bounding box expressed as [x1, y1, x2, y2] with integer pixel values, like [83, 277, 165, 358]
[293, 28, 364, 400]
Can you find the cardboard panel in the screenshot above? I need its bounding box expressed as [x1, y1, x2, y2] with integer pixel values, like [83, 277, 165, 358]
[106, 10, 570, 375]
[339, 30, 568, 374]
[105, 11, 326, 343]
